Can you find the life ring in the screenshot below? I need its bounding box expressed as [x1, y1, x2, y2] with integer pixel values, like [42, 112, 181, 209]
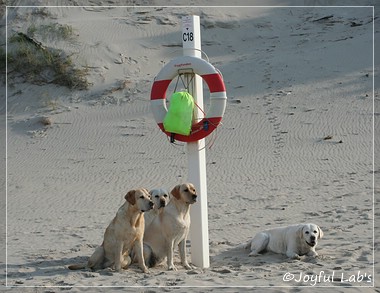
[150, 55, 227, 143]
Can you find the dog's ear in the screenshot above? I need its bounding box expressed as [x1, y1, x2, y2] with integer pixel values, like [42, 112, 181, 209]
[296, 225, 305, 239]
[317, 225, 324, 239]
[125, 190, 136, 205]
[171, 185, 181, 200]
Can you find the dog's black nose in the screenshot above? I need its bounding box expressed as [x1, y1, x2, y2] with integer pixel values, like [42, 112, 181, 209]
[149, 201, 154, 207]
[310, 235, 316, 241]
[160, 199, 166, 206]
[192, 194, 197, 200]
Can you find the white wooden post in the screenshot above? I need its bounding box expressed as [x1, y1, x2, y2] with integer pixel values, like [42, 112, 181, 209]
[182, 15, 210, 269]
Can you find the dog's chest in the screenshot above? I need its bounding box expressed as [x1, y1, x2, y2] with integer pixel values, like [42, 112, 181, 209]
[172, 216, 190, 239]
[172, 227, 188, 245]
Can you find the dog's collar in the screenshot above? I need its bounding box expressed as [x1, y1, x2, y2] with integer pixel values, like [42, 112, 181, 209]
[306, 240, 315, 247]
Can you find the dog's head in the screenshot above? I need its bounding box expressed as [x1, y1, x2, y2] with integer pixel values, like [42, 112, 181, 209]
[298, 223, 324, 247]
[125, 188, 154, 212]
[149, 188, 170, 210]
[171, 183, 197, 205]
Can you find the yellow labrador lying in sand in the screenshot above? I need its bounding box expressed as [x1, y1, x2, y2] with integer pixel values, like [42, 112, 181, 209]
[144, 188, 170, 229]
[243, 223, 323, 259]
[68, 188, 153, 273]
[138, 183, 197, 270]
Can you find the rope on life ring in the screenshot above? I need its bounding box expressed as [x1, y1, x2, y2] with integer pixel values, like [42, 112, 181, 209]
[150, 55, 227, 143]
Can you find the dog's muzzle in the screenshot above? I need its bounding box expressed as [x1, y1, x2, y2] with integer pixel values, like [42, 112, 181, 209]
[189, 194, 197, 204]
[305, 235, 317, 247]
[143, 201, 154, 212]
[306, 240, 316, 247]
[159, 199, 166, 208]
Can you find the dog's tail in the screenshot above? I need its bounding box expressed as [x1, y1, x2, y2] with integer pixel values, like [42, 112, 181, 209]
[68, 263, 87, 270]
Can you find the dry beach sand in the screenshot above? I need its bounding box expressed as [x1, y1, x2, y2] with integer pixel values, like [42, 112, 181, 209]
[1, 1, 380, 292]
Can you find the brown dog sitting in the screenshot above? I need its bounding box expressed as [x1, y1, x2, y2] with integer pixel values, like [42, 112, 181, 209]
[68, 188, 153, 273]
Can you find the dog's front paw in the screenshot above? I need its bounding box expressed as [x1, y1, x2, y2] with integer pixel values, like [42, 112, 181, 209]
[183, 263, 194, 270]
[168, 264, 177, 271]
[114, 265, 122, 272]
[307, 251, 318, 258]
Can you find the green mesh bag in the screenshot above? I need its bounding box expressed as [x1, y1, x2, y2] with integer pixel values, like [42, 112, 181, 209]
[163, 91, 194, 136]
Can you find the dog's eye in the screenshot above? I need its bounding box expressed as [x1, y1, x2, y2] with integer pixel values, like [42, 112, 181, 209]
[184, 189, 189, 192]
[140, 196, 144, 199]
[164, 194, 168, 197]
[305, 231, 309, 234]
[155, 195, 159, 198]
[313, 230, 318, 234]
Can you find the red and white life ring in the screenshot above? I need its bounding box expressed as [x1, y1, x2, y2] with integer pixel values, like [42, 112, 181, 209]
[150, 55, 227, 142]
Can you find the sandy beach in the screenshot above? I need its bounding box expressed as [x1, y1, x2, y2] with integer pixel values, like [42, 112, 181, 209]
[2, 1, 379, 292]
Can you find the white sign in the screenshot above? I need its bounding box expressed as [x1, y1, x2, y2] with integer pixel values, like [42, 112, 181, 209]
[182, 15, 201, 53]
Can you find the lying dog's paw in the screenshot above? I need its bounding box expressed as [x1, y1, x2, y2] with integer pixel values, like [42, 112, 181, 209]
[287, 252, 301, 260]
[307, 251, 318, 257]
